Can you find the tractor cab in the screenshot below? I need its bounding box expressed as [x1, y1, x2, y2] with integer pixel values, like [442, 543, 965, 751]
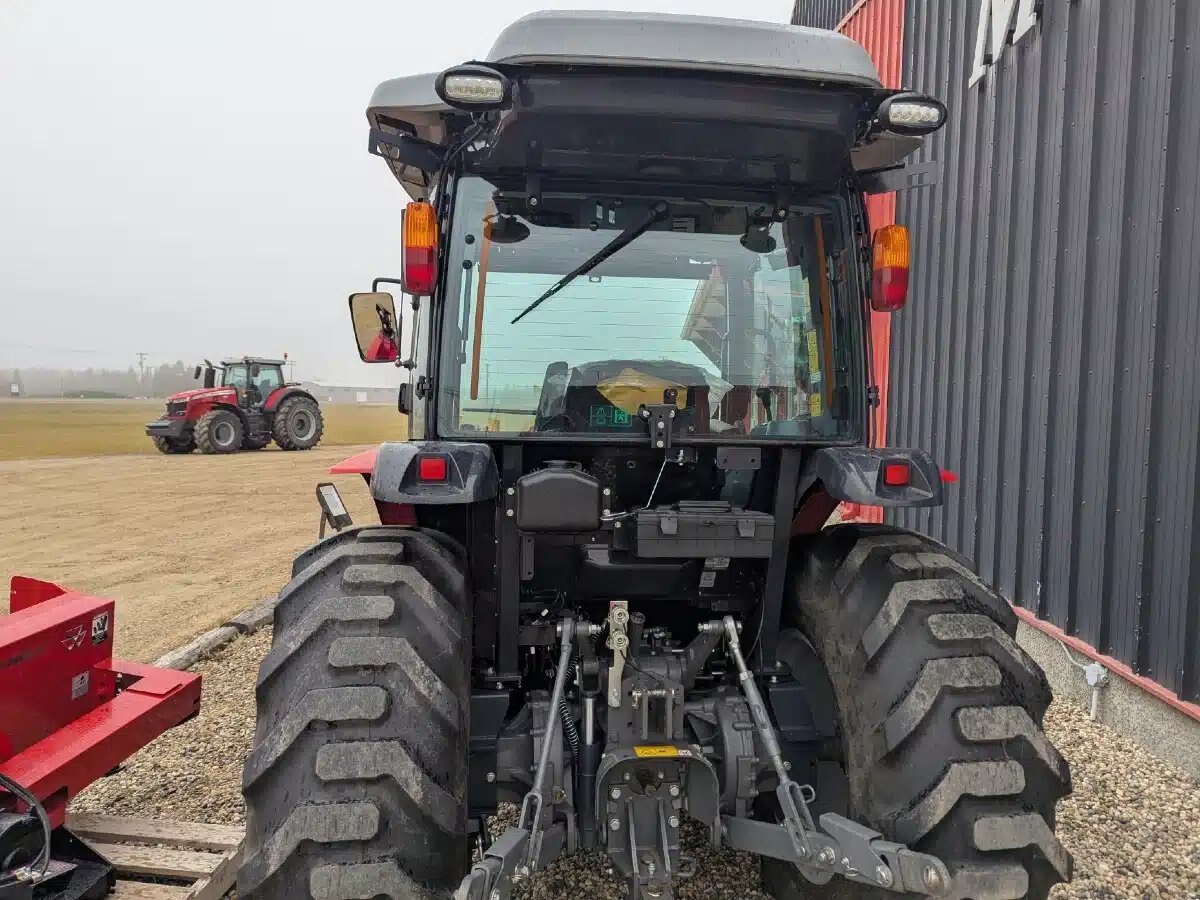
[258, 13, 1069, 900]
[217, 357, 287, 408]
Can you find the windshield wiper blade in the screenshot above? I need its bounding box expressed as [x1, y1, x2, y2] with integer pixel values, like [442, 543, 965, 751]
[510, 200, 669, 324]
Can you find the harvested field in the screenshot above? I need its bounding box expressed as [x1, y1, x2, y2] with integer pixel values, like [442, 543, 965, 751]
[79, 628, 1200, 900]
[0, 446, 385, 661]
[0, 399, 404, 460]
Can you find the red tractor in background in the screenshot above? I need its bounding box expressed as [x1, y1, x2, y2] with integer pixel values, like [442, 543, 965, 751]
[145, 357, 324, 454]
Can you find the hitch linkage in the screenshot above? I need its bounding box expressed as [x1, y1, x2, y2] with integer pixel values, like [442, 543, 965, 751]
[717, 615, 950, 896]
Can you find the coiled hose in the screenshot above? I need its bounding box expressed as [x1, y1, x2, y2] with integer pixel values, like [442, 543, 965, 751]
[558, 662, 581, 768]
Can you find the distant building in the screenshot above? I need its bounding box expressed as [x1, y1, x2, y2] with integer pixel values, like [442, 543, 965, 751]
[300, 382, 394, 404]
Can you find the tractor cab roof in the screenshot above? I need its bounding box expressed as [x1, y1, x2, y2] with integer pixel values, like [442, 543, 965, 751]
[221, 357, 285, 367]
[367, 11, 926, 199]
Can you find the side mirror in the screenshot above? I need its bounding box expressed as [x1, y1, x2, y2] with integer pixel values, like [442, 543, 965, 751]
[349, 292, 401, 363]
[193, 365, 202, 380]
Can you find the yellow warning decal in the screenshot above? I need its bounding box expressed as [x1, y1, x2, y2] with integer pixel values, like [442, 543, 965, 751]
[633, 745, 680, 758]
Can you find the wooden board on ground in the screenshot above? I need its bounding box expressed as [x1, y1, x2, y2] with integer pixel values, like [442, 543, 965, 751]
[67, 813, 244, 900]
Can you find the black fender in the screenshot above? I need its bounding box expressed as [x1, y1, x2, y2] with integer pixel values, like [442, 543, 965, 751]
[798, 447, 943, 508]
[370, 441, 499, 506]
[264, 386, 320, 413]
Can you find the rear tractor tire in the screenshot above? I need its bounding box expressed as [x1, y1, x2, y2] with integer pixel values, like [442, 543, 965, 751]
[239, 526, 471, 900]
[194, 409, 245, 454]
[766, 524, 1071, 900]
[273, 395, 324, 451]
[152, 435, 195, 454]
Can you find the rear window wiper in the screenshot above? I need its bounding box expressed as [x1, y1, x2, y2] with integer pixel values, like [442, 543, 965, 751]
[510, 200, 669, 324]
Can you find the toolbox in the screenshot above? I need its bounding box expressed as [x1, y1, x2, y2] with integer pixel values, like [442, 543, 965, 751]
[632, 501, 774, 558]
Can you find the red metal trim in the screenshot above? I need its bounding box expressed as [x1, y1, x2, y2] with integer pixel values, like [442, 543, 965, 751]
[9, 576, 67, 613]
[835, 0, 873, 32]
[0, 660, 201, 827]
[329, 447, 379, 475]
[1011, 606, 1200, 724]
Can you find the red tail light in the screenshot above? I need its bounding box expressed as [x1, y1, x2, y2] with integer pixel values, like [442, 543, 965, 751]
[883, 462, 911, 487]
[417, 454, 448, 482]
[402, 201, 438, 296]
[872, 225, 910, 312]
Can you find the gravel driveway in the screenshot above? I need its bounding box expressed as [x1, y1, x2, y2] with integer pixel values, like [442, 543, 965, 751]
[73, 628, 1200, 899]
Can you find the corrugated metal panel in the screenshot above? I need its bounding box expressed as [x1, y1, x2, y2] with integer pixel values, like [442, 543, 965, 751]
[790, 0, 856, 31]
[890, 0, 1200, 701]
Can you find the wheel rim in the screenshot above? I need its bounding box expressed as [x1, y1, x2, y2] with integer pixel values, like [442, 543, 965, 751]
[214, 421, 236, 447]
[291, 410, 316, 441]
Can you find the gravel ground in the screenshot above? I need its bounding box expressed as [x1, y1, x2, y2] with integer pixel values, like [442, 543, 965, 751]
[73, 627, 1200, 899]
[71, 627, 268, 825]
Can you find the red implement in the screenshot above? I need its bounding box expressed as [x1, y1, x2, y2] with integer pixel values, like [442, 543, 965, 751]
[0, 577, 201, 827]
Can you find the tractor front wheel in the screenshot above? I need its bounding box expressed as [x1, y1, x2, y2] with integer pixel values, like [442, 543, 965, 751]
[272, 396, 324, 451]
[765, 524, 1072, 900]
[239, 527, 471, 900]
[195, 409, 244, 454]
[152, 435, 195, 454]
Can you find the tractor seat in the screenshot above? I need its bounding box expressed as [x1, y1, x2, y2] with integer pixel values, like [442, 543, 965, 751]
[543, 359, 712, 435]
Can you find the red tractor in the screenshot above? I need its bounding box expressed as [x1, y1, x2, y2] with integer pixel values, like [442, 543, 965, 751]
[145, 357, 324, 454]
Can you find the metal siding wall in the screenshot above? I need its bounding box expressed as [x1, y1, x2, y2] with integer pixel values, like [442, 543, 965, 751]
[790, 0, 857, 31]
[893, 0, 1200, 701]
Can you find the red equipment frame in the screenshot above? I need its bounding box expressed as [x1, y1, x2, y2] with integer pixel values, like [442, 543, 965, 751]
[0, 577, 201, 828]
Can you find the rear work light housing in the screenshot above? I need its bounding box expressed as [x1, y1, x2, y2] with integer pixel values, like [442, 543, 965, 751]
[875, 92, 948, 137]
[402, 200, 439, 296]
[435, 63, 513, 111]
[872, 224, 910, 312]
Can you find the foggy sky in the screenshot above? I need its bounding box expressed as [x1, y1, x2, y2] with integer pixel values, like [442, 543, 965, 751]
[0, 0, 790, 387]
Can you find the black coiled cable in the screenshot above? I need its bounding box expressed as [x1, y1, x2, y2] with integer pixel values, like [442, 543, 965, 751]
[558, 662, 581, 768]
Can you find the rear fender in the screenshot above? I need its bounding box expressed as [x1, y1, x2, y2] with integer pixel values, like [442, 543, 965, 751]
[799, 447, 943, 509]
[264, 386, 319, 413]
[370, 441, 499, 505]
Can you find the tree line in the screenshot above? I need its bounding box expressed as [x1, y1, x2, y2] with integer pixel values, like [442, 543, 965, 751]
[4, 362, 201, 398]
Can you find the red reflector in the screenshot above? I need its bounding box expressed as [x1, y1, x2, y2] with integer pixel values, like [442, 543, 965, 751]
[940, 469, 959, 483]
[403, 246, 437, 296]
[418, 455, 448, 482]
[883, 462, 910, 487]
[872, 266, 910, 311]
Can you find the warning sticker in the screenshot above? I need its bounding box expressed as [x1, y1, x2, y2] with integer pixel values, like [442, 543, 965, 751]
[633, 745, 693, 759]
[91, 613, 110, 646]
[704, 556, 730, 570]
[699, 571, 717, 589]
[71, 671, 89, 699]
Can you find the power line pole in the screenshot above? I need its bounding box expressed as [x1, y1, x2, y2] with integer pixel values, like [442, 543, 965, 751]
[136, 352, 148, 382]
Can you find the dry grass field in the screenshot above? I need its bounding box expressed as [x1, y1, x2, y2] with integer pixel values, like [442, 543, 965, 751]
[0, 400, 411, 660]
[0, 399, 406, 460]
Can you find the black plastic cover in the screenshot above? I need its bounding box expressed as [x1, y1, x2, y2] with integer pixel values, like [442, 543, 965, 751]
[632, 500, 774, 558]
[370, 441, 499, 505]
[799, 447, 942, 507]
[516, 461, 601, 531]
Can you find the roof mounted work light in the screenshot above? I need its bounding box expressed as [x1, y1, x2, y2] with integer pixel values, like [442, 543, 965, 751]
[875, 92, 947, 137]
[435, 63, 513, 111]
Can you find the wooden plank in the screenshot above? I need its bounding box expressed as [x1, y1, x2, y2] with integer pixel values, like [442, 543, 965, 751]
[91, 843, 224, 880]
[185, 847, 241, 900]
[68, 813, 244, 852]
[111, 883, 192, 900]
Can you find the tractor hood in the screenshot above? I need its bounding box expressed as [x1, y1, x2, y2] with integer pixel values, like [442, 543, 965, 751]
[166, 387, 236, 404]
